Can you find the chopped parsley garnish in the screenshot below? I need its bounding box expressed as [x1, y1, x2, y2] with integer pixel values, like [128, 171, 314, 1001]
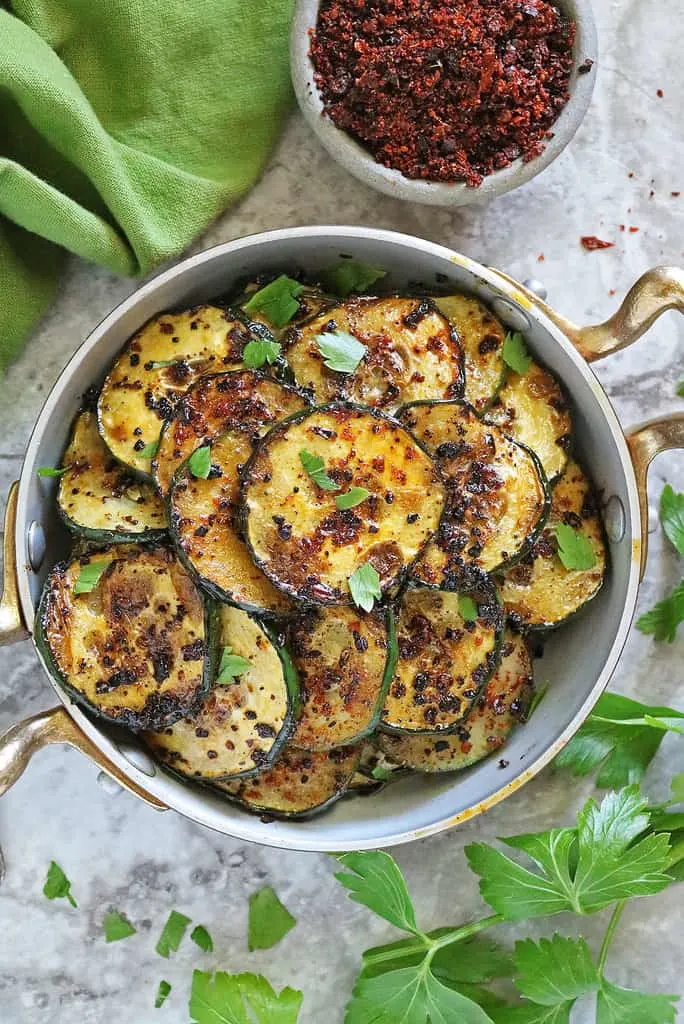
[74, 560, 108, 595]
[43, 861, 77, 907]
[103, 910, 137, 942]
[248, 886, 297, 951]
[191, 924, 214, 953]
[139, 440, 159, 460]
[335, 486, 370, 510]
[154, 980, 172, 1009]
[37, 466, 67, 478]
[217, 646, 252, 683]
[349, 562, 382, 612]
[458, 594, 478, 621]
[502, 331, 532, 374]
[243, 275, 304, 328]
[321, 260, 386, 297]
[315, 330, 367, 374]
[155, 910, 191, 958]
[149, 359, 179, 369]
[554, 523, 596, 570]
[299, 449, 339, 491]
[243, 337, 281, 369]
[188, 444, 212, 479]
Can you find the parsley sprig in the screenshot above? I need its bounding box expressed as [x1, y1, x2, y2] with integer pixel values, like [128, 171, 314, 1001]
[637, 483, 684, 642]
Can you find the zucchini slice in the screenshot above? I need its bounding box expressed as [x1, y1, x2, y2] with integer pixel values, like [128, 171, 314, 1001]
[378, 630, 533, 771]
[241, 404, 445, 604]
[154, 370, 307, 494]
[58, 410, 167, 541]
[35, 545, 210, 731]
[398, 400, 549, 579]
[143, 605, 298, 780]
[499, 459, 607, 630]
[289, 605, 396, 750]
[435, 295, 505, 413]
[169, 433, 293, 615]
[98, 306, 252, 476]
[214, 745, 362, 819]
[284, 297, 464, 410]
[485, 360, 572, 482]
[380, 583, 503, 735]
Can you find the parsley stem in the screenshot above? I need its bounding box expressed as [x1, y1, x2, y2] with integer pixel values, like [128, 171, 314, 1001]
[597, 900, 627, 974]
[429, 913, 504, 954]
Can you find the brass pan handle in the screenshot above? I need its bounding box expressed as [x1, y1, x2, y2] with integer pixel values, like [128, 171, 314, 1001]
[627, 414, 684, 579]
[0, 482, 29, 646]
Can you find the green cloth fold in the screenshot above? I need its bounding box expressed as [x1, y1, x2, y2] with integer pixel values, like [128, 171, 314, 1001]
[0, 0, 295, 371]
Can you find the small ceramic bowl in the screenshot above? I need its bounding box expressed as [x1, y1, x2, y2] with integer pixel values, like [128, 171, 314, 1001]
[291, 0, 598, 206]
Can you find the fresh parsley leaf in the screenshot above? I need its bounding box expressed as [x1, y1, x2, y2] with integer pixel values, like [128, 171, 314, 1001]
[502, 333, 532, 375]
[217, 646, 252, 683]
[37, 466, 67, 477]
[248, 886, 296, 951]
[512, 935, 599, 1005]
[188, 444, 212, 479]
[191, 925, 214, 953]
[636, 580, 684, 642]
[243, 337, 281, 369]
[554, 524, 596, 571]
[336, 487, 370, 510]
[189, 970, 303, 1024]
[103, 910, 136, 943]
[321, 260, 386, 297]
[73, 560, 108, 595]
[659, 484, 684, 555]
[596, 978, 679, 1024]
[315, 331, 367, 374]
[149, 359, 179, 369]
[155, 980, 172, 1009]
[155, 910, 191, 958]
[360, 931, 512, 986]
[346, 965, 494, 1024]
[642, 714, 684, 736]
[459, 595, 478, 621]
[371, 764, 395, 781]
[348, 562, 382, 612]
[490, 1005, 573, 1024]
[335, 851, 421, 935]
[299, 449, 339, 491]
[243, 276, 304, 328]
[43, 861, 77, 907]
[139, 440, 160, 460]
[670, 773, 684, 803]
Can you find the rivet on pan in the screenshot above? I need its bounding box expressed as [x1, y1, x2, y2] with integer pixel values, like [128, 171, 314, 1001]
[647, 503, 659, 534]
[116, 742, 157, 777]
[27, 521, 46, 572]
[97, 771, 123, 796]
[491, 298, 531, 332]
[604, 495, 626, 543]
[522, 277, 548, 301]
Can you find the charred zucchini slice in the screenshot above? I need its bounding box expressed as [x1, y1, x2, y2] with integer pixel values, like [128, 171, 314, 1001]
[35, 545, 209, 731]
[398, 400, 549, 579]
[154, 370, 307, 494]
[143, 605, 298, 780]
[285, 297, 464, 410]
[290, 605, 396, 750]
[169, 433, 292, 615]
[58, 410, 167, 541]
[485, 360, 572, 482]
[499, 459, 607, 630]
[378, 630, 533, 771]
[214, 745, 362, 819]
[435, 295, 505, 413]
[98, 306, 252, 476]
[380, 583, 503, 735]
[241, 404, 445, 604]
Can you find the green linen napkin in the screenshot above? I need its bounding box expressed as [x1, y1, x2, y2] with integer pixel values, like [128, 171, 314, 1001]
[0, 0, 295, 372]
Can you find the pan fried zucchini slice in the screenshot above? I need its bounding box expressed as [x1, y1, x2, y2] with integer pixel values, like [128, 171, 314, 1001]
[485, 360, 572, 482]
[435, 295, 505, 412]
[143, 605, 298, 780]
[380, 583, 503, 735]
[499, 459, 606, 629]
[378, 630, 533, 771]
[285, 297, 464, 410]
[398, 400, 549, 579]
[98, 306, 252, 476]
[241, 404, 445, 604]
[58, 410, 167, 541]
[214, 745, 362, 819]
[290, 605, 396, 750]
[170, 433, 292, 615]
[154, 370, 307, 494]
[35, 545, 209, 731]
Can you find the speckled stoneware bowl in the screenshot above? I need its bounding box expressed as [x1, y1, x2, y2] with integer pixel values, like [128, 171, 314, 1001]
[291, 0, 598, 206]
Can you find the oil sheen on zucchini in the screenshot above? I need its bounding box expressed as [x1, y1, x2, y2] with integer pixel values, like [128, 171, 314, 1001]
[434, 295, 505, 412]
[378, 630, 533, 771]
[486, 360, 572, 482]
[143, 605, 298, 780]
[499, 459, 607, 629]
[290, 605, 396, 750]
[154, 370, 307, 493]
[58, 410, 167, 541]
[398, 400, 549, 580]
[285, 296, 464, 410]
[241, 404, 445, 604]
[98, 306, 253, 476]
[381, 583, 503, 734]
[35, 545, 209, 731]
[214, 745, 362, 819]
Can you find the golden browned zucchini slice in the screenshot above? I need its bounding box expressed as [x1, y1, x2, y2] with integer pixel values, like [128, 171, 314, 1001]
[284, 297, 463, 410]
[143, 605, 299, 780]
[98, 306, 252, 476]
[381, 584, 503, 735]
[169, 433, 292, 615]
[289, 605, 396, 750]
[241, 404, 445, 604]
[499, 459, 607, 630]
[58, 410, 167, 541]
[378, 630, 533, 770]
[435, 295, 505, 412]
[485, 360, 572, 482]
[154, 370, 307, 493]
[398, 400, 549, 580]
[35, 545, 209, 731]
[214, 745, 362, 819]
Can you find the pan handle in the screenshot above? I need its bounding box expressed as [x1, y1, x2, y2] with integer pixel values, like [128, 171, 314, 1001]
[0, 482, 30, 646]
[627, 414, 684, 579]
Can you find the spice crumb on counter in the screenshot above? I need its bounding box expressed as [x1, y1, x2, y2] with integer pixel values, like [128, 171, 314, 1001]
[580, 236, 615, 251]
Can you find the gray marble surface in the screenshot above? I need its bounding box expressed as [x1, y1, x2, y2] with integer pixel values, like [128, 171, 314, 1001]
[1, 2, 683, 1020]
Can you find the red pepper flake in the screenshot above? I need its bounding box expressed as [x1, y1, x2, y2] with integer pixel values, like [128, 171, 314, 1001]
[609, 289, 616, 296]
[629, 226, 639, 233]
[310, 0, 576, 188]
[672, 192, 681, 197]
[619, 224, 625, 231]
[581, 236, 614, 251]
[537, 253, 545, 262]
[657, 89, 664, 97]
